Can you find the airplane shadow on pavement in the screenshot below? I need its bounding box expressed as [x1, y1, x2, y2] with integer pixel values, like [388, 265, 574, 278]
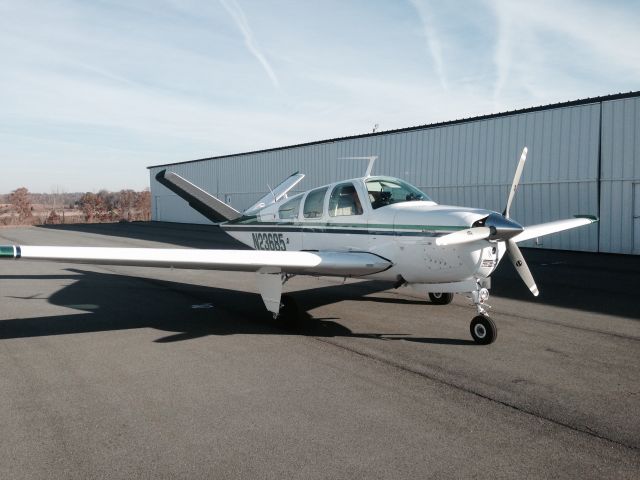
[0, 269, 475, 345]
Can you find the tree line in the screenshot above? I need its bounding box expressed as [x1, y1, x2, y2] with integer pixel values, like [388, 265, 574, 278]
[1, 187, 151, 225]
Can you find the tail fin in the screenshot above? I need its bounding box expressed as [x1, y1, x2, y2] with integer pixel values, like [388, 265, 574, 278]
[155, 170, 241, 223]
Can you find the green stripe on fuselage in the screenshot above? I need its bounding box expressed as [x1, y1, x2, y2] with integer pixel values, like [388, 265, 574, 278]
[223, 218, 466, 232]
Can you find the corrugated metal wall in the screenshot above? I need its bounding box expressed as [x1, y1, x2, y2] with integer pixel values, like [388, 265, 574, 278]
[600, 96, 640, 254]
[150, 96, 640, 254]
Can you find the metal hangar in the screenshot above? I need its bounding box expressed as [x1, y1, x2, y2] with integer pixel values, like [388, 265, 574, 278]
[148, 91, 640, 255]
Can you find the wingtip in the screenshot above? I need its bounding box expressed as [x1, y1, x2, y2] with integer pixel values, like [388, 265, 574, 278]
[0, 245, 20, 259]
[573, 214, 599, 223]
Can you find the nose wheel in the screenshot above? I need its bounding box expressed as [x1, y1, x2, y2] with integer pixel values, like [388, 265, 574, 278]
[470, 315, 497, 345]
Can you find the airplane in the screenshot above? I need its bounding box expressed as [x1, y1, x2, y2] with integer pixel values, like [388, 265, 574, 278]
[0, 147, 597, 345]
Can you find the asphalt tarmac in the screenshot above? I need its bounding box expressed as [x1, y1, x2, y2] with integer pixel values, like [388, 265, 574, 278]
[0, 222, 638, 479]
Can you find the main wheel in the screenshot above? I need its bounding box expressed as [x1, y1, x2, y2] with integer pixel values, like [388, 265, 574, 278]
[429, 292, 454, 305]
[470, 315, 498, 345]
[277, 295, 300, 329]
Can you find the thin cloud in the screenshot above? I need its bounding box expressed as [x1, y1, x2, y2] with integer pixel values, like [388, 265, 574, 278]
[486, 0, 640, 102]
[491, 3, 512, 102]
[409, 0, 448, 90]
[2, 1, 640, 193]
[219, 0, 280, 88]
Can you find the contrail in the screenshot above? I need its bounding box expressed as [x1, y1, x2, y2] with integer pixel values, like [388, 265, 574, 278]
[219, 0, 280, 88]
[409, 0, 448, 90]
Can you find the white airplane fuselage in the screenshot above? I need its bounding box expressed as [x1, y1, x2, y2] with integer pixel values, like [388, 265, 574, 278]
[221, 176, 505, 286]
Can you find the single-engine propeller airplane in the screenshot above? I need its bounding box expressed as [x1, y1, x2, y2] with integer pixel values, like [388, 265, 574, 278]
[0, 147, 597, 344]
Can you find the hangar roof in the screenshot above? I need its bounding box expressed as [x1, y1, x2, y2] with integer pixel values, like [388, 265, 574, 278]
[147, 90, 640, 169]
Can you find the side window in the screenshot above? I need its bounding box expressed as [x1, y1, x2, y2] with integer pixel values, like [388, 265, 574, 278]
[303, 187, 328, 219]
[329, 183, 363, 217]
[278, 195, 302, 220]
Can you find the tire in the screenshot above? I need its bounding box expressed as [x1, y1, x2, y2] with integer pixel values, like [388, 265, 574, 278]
[278, 295, 299, 329]
[470, 315, 498, 345]
[429, 292, 454, 305]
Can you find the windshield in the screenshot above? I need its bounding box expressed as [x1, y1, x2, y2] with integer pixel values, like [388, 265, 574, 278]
[365, 178, 430, 209]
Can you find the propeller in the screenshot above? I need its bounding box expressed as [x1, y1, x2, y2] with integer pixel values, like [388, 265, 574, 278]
[435, 147, 539, 296]
[504, 146, 528, 218]
[435, 227, 492, 246]
[506, 239, 539, 296]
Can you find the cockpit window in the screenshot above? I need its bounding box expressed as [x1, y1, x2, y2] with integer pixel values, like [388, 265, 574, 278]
[366, 178, 430, 209]
[329, 183, 363, 217]
[303, 187, 328, 218]
[278, 194, 302, 220]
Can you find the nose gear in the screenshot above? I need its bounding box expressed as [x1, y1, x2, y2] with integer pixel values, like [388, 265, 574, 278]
[468, 282, 497, 344]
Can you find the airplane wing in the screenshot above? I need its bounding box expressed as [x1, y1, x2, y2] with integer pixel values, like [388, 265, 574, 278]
[511, 216, 598, 243]
[0, 245, 391, 277]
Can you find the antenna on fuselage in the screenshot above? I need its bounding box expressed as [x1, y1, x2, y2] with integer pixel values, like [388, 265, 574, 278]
[266, 183, 275, 203]
[338, 156, 378, 177]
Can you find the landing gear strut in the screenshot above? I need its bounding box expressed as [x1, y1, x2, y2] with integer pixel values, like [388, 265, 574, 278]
[469, 285, 497, 345]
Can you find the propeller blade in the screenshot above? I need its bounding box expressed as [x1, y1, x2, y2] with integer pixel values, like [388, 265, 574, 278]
[435, 227, 492, 246]
[506, 239, 539, 296]
[504, 147, 528, 219]
[510, 216, 598, 243]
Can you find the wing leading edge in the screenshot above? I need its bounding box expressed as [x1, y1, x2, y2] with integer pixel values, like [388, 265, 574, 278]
[0, 246, 391, 277]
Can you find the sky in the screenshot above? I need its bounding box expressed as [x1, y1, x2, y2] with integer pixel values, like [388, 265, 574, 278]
[1, 0, 639, 193]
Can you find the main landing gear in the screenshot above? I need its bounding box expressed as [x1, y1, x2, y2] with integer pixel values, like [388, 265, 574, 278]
[428, 292, 454, 305]
[469, 286, 497, 345]
[277, 294, 300, 329]
[255, 271, 301, 329]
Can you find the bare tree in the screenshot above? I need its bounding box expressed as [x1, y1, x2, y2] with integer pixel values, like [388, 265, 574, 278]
[117, 189, 136, 221]
[97, 190, 118, 221]
[47, 185, 66, 224]
[45, 210, 62, 224]
[9, 187, 33, 223]
[135, 189, 151, 221]
[79, 192, 104, 223]
[6, 188, 151, 225]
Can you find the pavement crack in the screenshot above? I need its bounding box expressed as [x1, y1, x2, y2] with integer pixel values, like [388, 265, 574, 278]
[500, 311, 640, 342]
[313, 336, 640, 453]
